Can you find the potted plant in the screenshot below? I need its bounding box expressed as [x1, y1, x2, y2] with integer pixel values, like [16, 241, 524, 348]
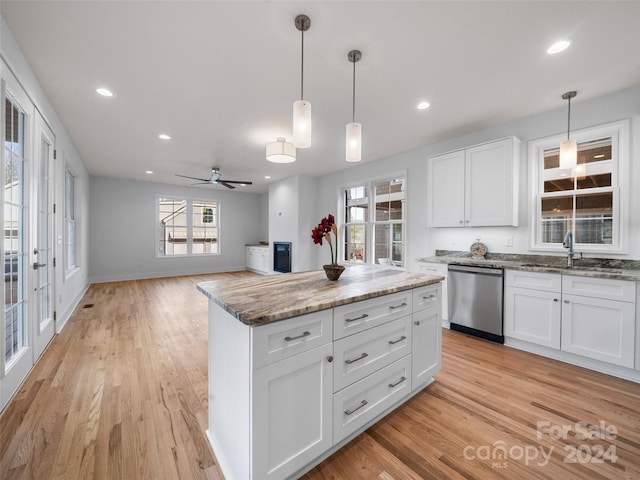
[311, 214, 345, 281]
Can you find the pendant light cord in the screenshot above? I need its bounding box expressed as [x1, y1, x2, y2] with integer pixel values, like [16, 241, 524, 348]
[352, 59, 356, 123]
[567, 95, 571, 140]
[300, 29, 304, 101]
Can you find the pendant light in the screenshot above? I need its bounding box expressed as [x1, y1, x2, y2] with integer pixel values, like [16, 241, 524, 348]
[266, 137, 296, 163]
[346, 50, 362, 163]
[559, 91, 577, 170]
[293, 15, 311, 148]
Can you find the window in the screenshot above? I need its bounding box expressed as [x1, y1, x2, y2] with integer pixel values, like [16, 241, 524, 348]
[530, 120, 629, 252]
[158, 197, 218, 256]
[342, 175, 405, 267]
[65, 168, 77, 271]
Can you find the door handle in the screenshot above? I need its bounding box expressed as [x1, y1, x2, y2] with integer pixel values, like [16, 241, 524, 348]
[33, 262, 46, 270]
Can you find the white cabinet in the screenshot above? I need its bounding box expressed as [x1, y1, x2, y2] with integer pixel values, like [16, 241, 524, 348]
[412, 301, 442, 389]
[206, 283, 443, 480]
[427, 136, 520, 227]
[561, 276, 636, 369]
[253, 343, 333, 479]
[418, 263, 448, 321]
[504, 270, 562, 349]
[505, 270, 637, 369]
[246, 245, 269, 273]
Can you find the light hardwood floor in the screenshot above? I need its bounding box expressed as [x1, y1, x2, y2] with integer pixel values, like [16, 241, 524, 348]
[1, 273, 639, 479]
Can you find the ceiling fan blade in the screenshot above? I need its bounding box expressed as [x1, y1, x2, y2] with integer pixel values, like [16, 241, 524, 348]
[191, 182, 212, 186]
[176, 174, 211, 182]
[218, 181, 236, 189]
[219, 179, 253, 185]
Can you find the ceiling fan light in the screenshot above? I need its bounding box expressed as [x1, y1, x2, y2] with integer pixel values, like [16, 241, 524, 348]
[560, 138, 577, 169]
[266, 137, 296, 163]
[293, 100, 311, 148]
[345, 122, 361, 162]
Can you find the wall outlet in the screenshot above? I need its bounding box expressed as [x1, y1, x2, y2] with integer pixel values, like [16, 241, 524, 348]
[505, 236, 513, 247]
[450, 236, 456, 245]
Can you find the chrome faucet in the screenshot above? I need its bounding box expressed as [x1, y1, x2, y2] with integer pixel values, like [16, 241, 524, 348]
[562, 230, 577, 268]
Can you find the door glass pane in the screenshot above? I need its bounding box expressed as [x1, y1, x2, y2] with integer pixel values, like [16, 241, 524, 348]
[38, 136, 52, 329]
[4, 97, 26, 365]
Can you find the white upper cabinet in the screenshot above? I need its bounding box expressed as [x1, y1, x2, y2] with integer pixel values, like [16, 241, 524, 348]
[427, 137, 520, 227]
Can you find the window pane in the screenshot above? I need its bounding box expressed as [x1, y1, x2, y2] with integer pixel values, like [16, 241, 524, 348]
[575, 192, 613, 244]
[192, 201, 218, 254]
[544, 138, 612, 171]
[541, 196, 572, 243]
[373, 224, 390, 263]
[344, 225, 365, 262]
[159, 198, 187, 255]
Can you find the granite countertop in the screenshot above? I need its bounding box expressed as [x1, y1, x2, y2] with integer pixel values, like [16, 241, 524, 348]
[198, 265, 444, 326]
[416, 250, 640, 281]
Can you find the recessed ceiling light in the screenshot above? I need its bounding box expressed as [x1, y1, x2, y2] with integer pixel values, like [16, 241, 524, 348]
[158, 134, 171, 140]
[96, 88, 114, 97]
[417, 102, 430, 110]
[145, 170, 154, 174]
[593, 154, 605, 159]
[240, 183, 247, 187]
[547, 40, 570, 54]
[265, 176, 271, 179]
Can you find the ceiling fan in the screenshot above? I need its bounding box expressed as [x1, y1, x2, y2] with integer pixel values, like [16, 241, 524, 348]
[175, 167, 253, 189]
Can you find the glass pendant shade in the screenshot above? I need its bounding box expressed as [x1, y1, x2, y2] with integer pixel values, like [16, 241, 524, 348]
[266, 137, 296, 163]
[293, 100, 311, 148]
[560, 138, 577, 169]
[345, 122, 361, 162]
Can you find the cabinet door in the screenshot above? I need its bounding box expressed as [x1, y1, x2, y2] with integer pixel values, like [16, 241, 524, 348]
[561, 294, 635, 368]
[427, 150, 465, 227]
[465, 137, 518, 227]
[411, 305, 442, 390]
[252, 343, 333, 479]
[504, 286, 561, 348]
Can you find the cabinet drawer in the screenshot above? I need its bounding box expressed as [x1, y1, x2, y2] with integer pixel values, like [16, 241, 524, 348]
[413, 284, 442, 313]
[562, 275, 636, 303]
[506, 269, 561, 292]
[418, 263, 448, 276]
[334, 291, 412, 340]
[333, 316, 411, 392]
[333, 355, 411, 443]
[252, 310, 333, 368]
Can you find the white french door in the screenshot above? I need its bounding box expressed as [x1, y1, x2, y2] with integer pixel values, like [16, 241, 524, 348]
[32, 113, 55, 360]
[1, 60, 56, 411]
[1, 63, 34, 410]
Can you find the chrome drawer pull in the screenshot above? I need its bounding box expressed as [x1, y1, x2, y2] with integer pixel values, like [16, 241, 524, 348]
[345, 352, 368, 364]
[388, 335, 407, 345]
[345, 399, 368, 416]
[345, 313, 369, 323]
[284, 331, 311, 342]
[389, 302, 408, 310]
[388, 376, 406, 388]
[422, 294, 436, 300]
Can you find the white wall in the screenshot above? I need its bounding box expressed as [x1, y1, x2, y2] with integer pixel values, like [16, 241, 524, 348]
[88, 176, 263, 282]
[316, 85, 640, 271]
[268, 175, 318, 272]
[1, 16, 90, 329]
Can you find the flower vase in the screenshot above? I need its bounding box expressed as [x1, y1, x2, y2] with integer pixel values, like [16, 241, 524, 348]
[323, 264, 345, 281]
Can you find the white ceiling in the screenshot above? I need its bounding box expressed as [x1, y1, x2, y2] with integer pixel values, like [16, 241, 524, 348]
[2, 1, 639, 193]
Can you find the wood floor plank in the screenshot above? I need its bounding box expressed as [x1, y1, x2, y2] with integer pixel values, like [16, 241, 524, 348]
[2, 271, 639, 479]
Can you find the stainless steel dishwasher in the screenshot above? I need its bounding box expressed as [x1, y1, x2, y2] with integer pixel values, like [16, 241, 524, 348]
[447, 264, 504, 344]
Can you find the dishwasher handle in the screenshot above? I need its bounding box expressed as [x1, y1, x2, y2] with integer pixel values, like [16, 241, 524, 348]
[448, 264, 504, 276]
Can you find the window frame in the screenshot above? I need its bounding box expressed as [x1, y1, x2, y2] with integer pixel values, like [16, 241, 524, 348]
[529, 119, 630, 253]
[64, 166, 78, 276]
[339, 171, 407, 268]
[156, 195, 220, 258]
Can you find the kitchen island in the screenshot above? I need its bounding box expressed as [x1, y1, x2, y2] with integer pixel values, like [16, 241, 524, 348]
[198, 265, 444, 480]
